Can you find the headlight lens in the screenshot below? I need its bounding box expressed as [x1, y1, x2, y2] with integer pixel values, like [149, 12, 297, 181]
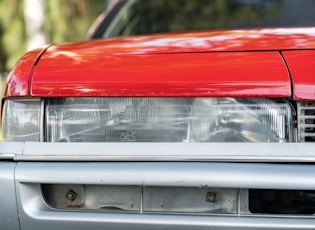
[46, 98, 292, 143]
[1, 99, 41, 141]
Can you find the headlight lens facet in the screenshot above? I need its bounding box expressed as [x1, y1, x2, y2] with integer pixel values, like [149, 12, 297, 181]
[46, 98, 292, 143]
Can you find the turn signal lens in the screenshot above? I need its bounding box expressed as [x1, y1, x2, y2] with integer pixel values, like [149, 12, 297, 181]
[1, 99, 41, 141]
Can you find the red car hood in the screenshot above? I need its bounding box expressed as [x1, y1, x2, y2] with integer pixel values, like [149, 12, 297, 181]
[39, 27, 315, 54]
[12, 28, 315, 98]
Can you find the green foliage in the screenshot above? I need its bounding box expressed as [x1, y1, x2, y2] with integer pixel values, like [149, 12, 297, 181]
[45, 0, 107, 43]
[0, 0, 108, 69]
[0, 0, 26, 69]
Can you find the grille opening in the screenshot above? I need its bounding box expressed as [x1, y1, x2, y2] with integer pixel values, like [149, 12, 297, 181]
[41, 184, 315, 216]
[305, 118, 315, 124]
[305, 136, 315, 142]
[41, 184, 238, 214]
[249, 189, 315, 214]
[298, 102, 315, 142]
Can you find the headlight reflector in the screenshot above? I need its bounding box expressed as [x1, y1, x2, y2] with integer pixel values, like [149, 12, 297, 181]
[46, 98, 292, 143]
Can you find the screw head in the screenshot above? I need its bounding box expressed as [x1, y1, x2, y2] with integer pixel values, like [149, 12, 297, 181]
[206, 192, 217, 203]
[66, 189, 77, 201]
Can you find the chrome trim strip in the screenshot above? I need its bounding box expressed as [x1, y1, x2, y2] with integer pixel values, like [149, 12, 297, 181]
[15, 162, 315, 190]
[12, 142, 315, 162]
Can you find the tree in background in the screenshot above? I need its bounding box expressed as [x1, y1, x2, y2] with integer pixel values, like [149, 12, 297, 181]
[24, 0, 47, 51]
[45, 0, 107, 43]
[0, 0, 26, 70]
[0, 0, 108, 69]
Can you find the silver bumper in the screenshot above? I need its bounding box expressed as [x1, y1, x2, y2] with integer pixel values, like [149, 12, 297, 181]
[1, 142, 315, 230]
[1, 142, 315, 162]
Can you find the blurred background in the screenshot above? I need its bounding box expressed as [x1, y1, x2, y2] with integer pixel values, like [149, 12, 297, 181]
[0, 0, 109, 96]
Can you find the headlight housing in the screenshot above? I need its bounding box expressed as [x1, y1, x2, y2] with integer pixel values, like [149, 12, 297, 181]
[45, 97, 292, 143]
[1, 97, 293, 142]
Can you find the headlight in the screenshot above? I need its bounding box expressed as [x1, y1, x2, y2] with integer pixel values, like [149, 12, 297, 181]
[1, 99, 41, 141]
[46, 98, 293, 143]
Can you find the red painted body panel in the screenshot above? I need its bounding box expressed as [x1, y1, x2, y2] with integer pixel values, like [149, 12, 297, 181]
[3, 47, 47, 98]
[31, 51, 290, 97]
[283, 50, 315, 100]
[53, 28, 315, 55]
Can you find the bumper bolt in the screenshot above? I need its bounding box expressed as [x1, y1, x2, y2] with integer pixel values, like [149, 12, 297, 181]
[66, 189, 77, 201]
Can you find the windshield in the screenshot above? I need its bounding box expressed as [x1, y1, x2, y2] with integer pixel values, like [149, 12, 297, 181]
[98, 0, 315, 38]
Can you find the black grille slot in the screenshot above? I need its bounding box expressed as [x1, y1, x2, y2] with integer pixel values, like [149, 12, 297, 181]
[298, 102, 315, 142]
[249, 189, 315, 214]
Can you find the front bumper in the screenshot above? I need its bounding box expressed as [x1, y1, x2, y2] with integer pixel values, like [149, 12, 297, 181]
[1, 142, 315, 230]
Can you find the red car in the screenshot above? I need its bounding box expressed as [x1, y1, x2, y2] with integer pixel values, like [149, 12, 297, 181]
[1, 1, 315, 229]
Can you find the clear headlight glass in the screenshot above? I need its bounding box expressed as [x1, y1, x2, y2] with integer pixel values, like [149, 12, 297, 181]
[46, 98, 292, 143]
[1, 99, 41, 141]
